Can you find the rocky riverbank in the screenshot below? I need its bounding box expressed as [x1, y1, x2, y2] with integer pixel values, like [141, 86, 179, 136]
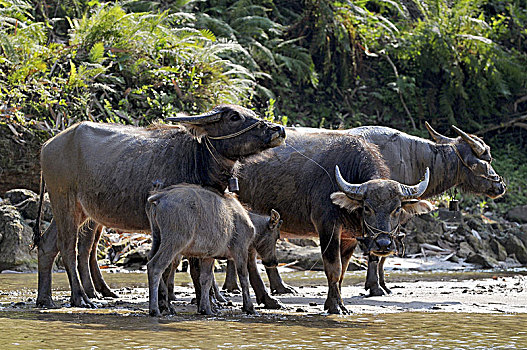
[1, 188, 526, 273]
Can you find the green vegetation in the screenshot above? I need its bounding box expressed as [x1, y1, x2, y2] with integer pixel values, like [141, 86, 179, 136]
[1, 0, 526, 210]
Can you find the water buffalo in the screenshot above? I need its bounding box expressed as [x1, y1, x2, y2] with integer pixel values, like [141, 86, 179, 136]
[235, 129, 434, 314]
[33, 104, 286, 308]
[165, 209, 284, 311]
[146, 184, 281, 316]
[231, 123, 506, 299]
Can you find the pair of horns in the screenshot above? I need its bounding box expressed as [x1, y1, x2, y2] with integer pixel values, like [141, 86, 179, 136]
[335, 166, 430, 201]
[165, 106, 225, 125]
[425, 122, 486, 157]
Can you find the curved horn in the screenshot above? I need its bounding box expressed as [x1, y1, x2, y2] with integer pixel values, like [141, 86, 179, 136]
[399, 168, 430, 200]
[165, 107, 223, 124]
[335, 165, 365, 200]
[425, 121, 455, 144]
[451, 125, 486, 156]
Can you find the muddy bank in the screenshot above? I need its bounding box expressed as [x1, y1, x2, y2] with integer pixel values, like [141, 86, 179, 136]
[0, 268, 526, 315]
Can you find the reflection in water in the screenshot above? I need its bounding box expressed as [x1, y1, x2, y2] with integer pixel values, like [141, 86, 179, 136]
[0, 311, 525, 349]
[0, 271, 525, 349]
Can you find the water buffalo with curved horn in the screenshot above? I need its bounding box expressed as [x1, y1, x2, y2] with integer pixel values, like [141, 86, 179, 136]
[235, 129, 434, 314]
[33, 104, 286, 308]
[234, 123, 506, 299]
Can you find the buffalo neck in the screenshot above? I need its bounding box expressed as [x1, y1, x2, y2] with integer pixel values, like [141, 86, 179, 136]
[194, 138, 238, 193]
[419, 143, 461, 198]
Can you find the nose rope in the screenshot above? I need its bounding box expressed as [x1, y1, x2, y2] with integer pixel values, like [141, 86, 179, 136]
[362, 219, 400, 241]
[206, 120, 265, 140]
[452, 145, 504, 184]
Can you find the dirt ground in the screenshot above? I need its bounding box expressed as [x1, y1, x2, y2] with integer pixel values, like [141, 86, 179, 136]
[2, 259, 525, 317]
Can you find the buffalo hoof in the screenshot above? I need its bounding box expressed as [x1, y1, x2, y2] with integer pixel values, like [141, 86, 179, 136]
[85, 290, 102, 300]
[71, 293, 97, 308]
[36, 297, 58, 309]
[149, 308, 162, 317]
[199, 305, 216, 315]
[243, 304, 258, 315]
[214, 290, 227, 303]
[263, 295, 284, 309]
[222, 281, 240, 292]
[99, 288, 119, 299]
[168, 292, 177, 302]
[367, 287, 386, 297]
[324, 299, 350, 315]
[271, 283, 297, 295]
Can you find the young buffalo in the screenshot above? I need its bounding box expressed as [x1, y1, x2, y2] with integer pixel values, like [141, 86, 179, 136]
[146, 184, 281, 316]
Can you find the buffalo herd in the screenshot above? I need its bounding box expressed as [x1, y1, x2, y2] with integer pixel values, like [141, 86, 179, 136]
[33, 104, 506, 315]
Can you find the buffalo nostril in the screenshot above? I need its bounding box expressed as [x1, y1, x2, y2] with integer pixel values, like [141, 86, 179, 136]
[376, 238, 391, 249]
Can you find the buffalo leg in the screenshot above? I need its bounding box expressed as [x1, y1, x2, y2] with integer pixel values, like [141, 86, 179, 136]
[189, 257, 202, 307]
[51, 195, 94, 308]
[164, 258, 179, 301]
[77, 220, 99, 299]
[36, 220, 59, 308]
[189, 258, 224, 310]
[222, 260, 240, 291]
[89, 224, 118, 298]
[378, 257, 391, 294]
[365, 255, 384, 296]
[338, 238, 358, 291]
[316, 220, 348, 314]
[198, 258, 215, 315]
[147, 241, 179, 316]
[266, 267, 297, 295]
[233, 250, 256, 315]
[210, 273, 227, 303]
[248, 248, 283, 309]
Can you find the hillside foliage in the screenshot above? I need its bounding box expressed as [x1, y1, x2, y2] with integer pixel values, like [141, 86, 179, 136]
[1, 0, 526, 210]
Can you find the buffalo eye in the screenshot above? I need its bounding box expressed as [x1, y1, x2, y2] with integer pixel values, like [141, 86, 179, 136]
[230, 113, 241, 121]
[363, 206, 373, 215]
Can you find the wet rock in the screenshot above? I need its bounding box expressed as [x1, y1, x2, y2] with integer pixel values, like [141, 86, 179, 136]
[489, 239, 507, 261]
[507, 205, 527, 223]
[465, 253, 498, 269]
[116, 243, 152, 269]
[457, 242, 475, 259]
[275, 240, 324, 270]
[3, 189, 53, 221]
[0, 205, 38, 271]
[287, 238, 319, 248]
[501, 235, 527, 264]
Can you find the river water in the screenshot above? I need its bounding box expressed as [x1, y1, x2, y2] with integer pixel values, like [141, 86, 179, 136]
[0, 270, 525, 349]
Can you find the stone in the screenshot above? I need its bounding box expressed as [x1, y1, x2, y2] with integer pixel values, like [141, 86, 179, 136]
[457, 242, 475, 259]
[501, 235, 527, 264]
[115, 243, 152, 269]
[3, 189, 53, 221]
[275, 239, 324, 270]
[489, 239, 507, 261]
[507, 205, 527, 223]
[465, 253, 498, 269]
[287, 238, 319, 247]
[0, 205, 38, 271]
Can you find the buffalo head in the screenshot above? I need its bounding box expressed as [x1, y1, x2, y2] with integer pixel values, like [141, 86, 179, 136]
[331, 166, 434, 257]
[167, 104, 286, 159]
[425, 122, 506, 199]
[253, 209, 282, 269]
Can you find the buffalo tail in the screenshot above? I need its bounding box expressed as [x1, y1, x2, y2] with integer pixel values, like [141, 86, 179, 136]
[32, 173, 46, 249]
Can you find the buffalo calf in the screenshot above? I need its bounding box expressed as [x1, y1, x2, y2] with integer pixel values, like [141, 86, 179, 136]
[146, 184, 281, 316]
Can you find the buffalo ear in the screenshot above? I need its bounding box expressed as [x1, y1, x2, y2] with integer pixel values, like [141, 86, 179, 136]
[269, 209, 281, 229]
[401, 200, 434, 223]
[330, 192, 361, 212]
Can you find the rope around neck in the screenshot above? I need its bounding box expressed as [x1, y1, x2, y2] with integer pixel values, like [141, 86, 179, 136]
[206, 120, 264, 140]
